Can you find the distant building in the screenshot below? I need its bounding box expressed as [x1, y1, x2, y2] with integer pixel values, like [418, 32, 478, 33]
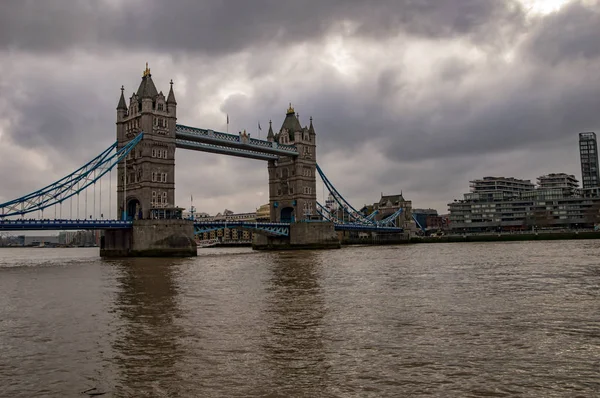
[325, 193, 337, 212]
[373, 193, 412, 228]
[255, 204, 270, 221]
[412, 208, 438, 230]
[537, 173, 578, 193]
[58, 231, 100, 246]
[449, 174, 600, 231]
[181, 210, 210, 220]
[466, 176, 535, 201]
[194, 209, 257, 242]
[579, 132, 599, 189]
[24, 235, 60, 247]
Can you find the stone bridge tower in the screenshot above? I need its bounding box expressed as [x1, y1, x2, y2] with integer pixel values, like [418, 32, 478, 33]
[267, 105, 318, 222]
[116, 64, 177, 220]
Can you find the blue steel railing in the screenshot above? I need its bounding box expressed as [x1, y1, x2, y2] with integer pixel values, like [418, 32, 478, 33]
[334, 224, 404, 232]
[0, 219, 132, 231]
[194, 220, 290, 236]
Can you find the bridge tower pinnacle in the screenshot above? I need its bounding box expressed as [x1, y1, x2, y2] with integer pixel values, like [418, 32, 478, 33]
[268, 105, 318, 222]
[116, 65, 177, 220]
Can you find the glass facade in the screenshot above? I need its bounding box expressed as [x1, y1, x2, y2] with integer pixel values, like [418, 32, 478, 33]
[579, 132, 599, 189]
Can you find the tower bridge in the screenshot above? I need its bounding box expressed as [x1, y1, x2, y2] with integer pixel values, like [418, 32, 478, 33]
[0, 64, 405, 256]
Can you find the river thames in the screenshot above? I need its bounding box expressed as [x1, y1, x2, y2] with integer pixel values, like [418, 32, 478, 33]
[0, 241, 599, 397]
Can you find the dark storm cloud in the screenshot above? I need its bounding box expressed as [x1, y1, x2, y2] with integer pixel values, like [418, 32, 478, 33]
[378, 65, 600, 163]
[524, 0, 600, 64]
[1, 0, 599, 214]
[0, 0, 524, 54]
[2, 72, 122, 165]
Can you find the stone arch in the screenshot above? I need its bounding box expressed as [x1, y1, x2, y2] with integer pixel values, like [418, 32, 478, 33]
[280, 206, 295, 223]
[126, 197, 142, 220]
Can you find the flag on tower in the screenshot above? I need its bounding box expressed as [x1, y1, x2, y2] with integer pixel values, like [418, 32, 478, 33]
[258, 122, 262, 131]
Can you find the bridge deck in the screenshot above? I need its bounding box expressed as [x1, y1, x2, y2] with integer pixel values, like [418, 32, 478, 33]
[0, 219, 404, 234]
[0, 219, 132, 231]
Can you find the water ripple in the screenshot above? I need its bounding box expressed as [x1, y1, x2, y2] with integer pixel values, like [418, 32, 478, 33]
[0, 242, 599, 396]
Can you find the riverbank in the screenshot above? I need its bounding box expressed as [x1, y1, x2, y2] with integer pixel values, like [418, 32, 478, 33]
[339, 230, 600, 246]
[409, 231, 600, 244]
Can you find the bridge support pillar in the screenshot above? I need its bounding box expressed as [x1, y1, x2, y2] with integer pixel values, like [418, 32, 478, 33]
[253, 221, 340, 250]
[101, 219, 197, 257]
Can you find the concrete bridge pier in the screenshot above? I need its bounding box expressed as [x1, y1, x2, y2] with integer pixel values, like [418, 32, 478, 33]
[100, 219, 197, 257]
[252, 221, 340, 250]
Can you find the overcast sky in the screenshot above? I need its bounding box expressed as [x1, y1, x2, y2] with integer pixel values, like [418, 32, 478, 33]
[1, 0, 599, 217]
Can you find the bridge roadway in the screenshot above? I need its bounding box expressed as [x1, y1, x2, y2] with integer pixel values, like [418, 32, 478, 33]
[0, 219, 404, 236]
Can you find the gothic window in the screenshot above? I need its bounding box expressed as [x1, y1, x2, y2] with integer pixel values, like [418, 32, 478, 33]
[157, 150, 162, 159]
[161, 173, 167, 182]
[152, 172, 156, 182]
[158, 103, 164, 111]
[163, 150, 167, 158]
[152, 149, 156, 157]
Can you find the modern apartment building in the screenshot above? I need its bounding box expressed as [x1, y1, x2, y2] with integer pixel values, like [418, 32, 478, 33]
[448, 175, 600, 231]
[579, 132, 599, 189]
[537, 173, 578, 194]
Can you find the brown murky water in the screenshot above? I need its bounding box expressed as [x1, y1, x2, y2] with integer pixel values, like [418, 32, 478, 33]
[0, 241, 599, 397]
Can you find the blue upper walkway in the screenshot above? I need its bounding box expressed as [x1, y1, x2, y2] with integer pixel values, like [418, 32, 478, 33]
[175, 124, 298, 160]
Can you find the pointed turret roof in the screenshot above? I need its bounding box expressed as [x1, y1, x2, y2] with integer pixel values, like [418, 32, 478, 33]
[309, 116, 316, 135]
[267, 120, 274, 141]
[117, 85, 127, 110]
[136, 63, 159, 101]
[280, 103, 302, 134]
[167, 79, 177, 104]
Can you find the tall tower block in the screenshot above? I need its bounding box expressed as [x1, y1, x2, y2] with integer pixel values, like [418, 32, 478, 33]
[267, 105, 318, 222]
[579, 132, 600, 189]
[116, 64, 177, 220]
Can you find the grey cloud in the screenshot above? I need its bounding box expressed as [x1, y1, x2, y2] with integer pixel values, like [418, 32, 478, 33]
[524, 0, 600, 64]
[1, 0, 599, 215]
[0, 0, 524, 54]
[3, 75, 123, 165]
